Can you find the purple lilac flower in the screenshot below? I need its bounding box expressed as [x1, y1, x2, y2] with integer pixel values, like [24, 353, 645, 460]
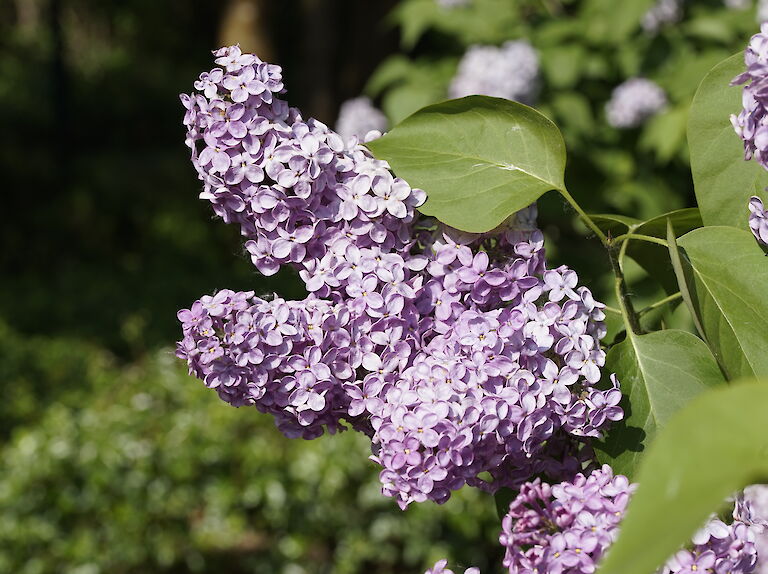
[449, 41, 539, 106]
[606, 78, 667, 129]
[732, 24, 768, 169]
[424, 559, 479, 574]
[750, 196, 768, 246]
[179, 47, 622, 508]
[501, 465, 758, 574]
[736, 485, 768, 574]
[642, 0, 684, 34]
[335, 96, 388, 143]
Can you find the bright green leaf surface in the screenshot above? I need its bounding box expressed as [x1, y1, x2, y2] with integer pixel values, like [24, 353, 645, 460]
[367, 96, 567, 233]
[594, 330, 725, 480]
[598, 380, 768, 574]
[677, 226, 768, 379]
[688, 53, 768, 229]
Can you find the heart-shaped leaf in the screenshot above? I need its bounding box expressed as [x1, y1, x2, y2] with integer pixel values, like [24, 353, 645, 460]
[594, 329, 725, 480]
[675, 226, 768, 379]
[367, 96, 567, 233]
[597, 380, 768, 574]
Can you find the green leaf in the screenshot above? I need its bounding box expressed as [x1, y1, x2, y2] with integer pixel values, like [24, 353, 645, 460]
[594, 330, 725, 480]
[667, 219, 707, 340]
[676, 226, 768, 379]
[367, 96, 567, 233]
[688, 53, 768, 229]
[597, 380, 768, 574]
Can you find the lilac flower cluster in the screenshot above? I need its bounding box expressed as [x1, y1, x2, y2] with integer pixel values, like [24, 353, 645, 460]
[642, 0, 684, 34]
[605, 78, 667, 129]
[736, 485, 768, 574]
[436, 0, 472, 8]
[733, 24, 768, 172]
[725, 0, 751, 10]
[335, 96, 388, 144]
[178, 46, 621, 507]
[424, 559, 479, 574]
[449, 41, 539, 106]
[750, 196, 768, 246]
[500, 465, 758, 574]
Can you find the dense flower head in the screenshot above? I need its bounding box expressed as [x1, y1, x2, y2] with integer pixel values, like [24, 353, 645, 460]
[750, 196, 768, 246]
[736, 485, 768, 574]
[335, 96, 388, 144]
[449, 41, 539, 105]
[178, 46, 622, 508]
[606, 78, 667, 128]
[501, 465, 758, 574]
[642, 0, 684, 34]
[732, 24, 768, 169]
[424, 559, 479, 574]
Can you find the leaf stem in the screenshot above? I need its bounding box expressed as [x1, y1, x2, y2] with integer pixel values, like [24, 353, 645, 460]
[608, 239, 643, 336]
[637, 292, 683, 317]
[612, 233, 669, 248]
[558, 187, 610, 246]
[603, 305, 623, 316]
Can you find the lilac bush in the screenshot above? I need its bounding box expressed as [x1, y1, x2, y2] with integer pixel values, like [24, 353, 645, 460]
[501, 465, 758, 574]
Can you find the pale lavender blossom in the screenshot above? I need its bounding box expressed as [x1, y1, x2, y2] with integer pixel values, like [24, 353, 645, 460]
[606, 78, 667, 128]
[501, 466, 758, 574]
[732, 24, 768, 169]
[642, 0, 684, 34]
[750, 196, 768, 246]
[449, 41, 539, 105]
[736, 485, 768, 574]
[335, 96, 388, 143]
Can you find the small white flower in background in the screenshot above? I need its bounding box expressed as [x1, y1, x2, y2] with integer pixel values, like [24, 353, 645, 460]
[436, 0, 472, 8]
[642, 0, 684, 34]
[449, 40, 539, 105]
[335, 97, 388, 143]
[725, 0, 751, 9]
[760, 0, 768, 21]
[605, 77, 667, 129]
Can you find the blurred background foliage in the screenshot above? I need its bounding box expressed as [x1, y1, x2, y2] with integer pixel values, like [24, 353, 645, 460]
[0, 0, 760, 572]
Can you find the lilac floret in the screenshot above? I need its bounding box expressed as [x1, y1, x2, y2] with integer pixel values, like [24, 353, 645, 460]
[736, 485, 768, 574]
[732, 24, 768, 169]
[750, 196, 768, 246]
[501, 466, 758, 574]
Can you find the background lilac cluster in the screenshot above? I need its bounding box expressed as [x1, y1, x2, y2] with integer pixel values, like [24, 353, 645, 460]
[177, 46, 622, 508]
[605, 78, 667, 129]
[500, 465, 758, 574]
[448, 41, 540, 106]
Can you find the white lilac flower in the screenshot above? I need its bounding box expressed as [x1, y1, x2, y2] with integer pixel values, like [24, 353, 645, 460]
[436, 0, 471, 8]
[725, 0, 752, 10]
[449, 40, 539, 105]
[335, 96, 388, 143]
[760, 0, 768, 21]
[605, 77, 667, 129]
[642, 0, 684, 34]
